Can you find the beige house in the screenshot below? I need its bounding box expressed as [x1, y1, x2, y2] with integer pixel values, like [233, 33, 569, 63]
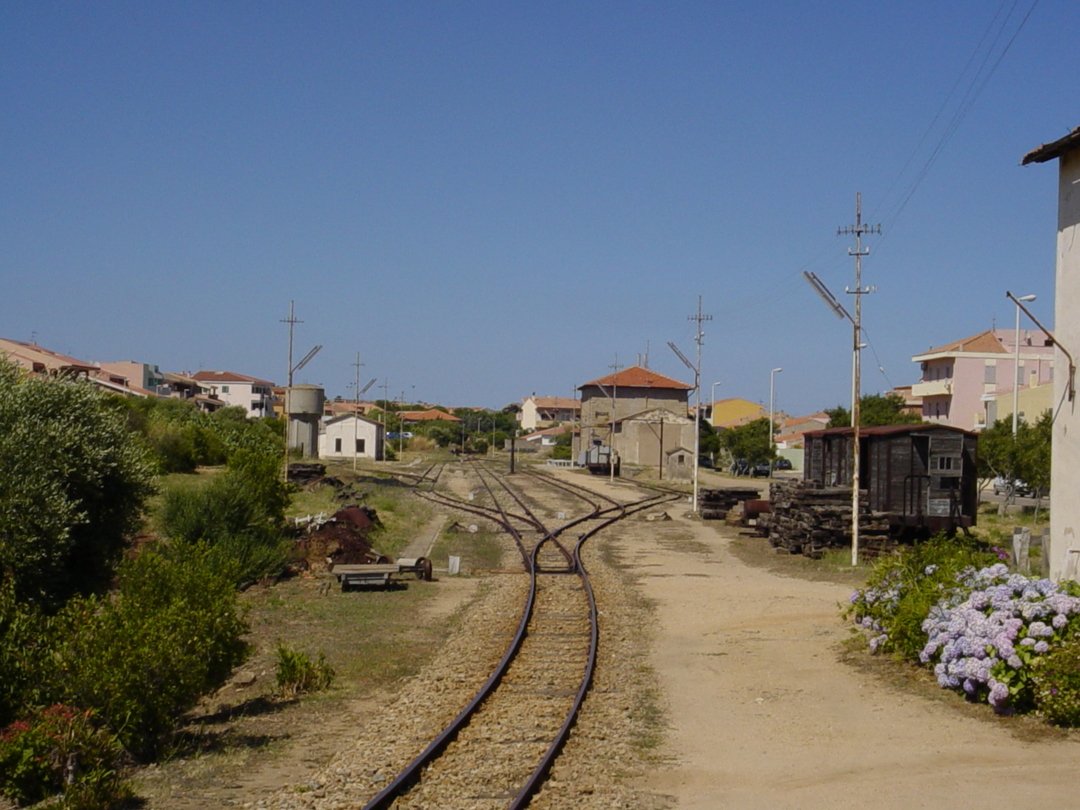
[577, 365, 695, 471]
[1023, 126, 1080, 581]
[518, 395, 580, 431]
[192, 370, 275, 418]
[0, 338, 97, 378]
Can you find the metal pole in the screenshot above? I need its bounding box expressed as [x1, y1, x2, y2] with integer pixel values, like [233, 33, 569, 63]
[1013, 295, 1036, 437]
[352, 352, 362, 473]
[769, 367, 782, 477]
[710, 381, 722, 426]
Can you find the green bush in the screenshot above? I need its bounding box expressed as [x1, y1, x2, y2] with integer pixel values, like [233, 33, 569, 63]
[847, 535, 999, 661]
[158, 448, 291, 586]
[0, 361, 156, 608]
[0, 583, 52, 727]
[1032, 633, 1080, 725]
[275, 645, 335, 698]
[0, 704, 130, 808]
[49, 544, 249, 759]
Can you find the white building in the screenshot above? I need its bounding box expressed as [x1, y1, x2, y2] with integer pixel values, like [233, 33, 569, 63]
[1023, 126, 1080, 580]
[192, 370, 275, 418]
[518, 396, 580, 432]
[318, 414, 385, 461]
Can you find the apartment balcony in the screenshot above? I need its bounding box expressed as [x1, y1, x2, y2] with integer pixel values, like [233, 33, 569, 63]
[911, 379, 952, 398]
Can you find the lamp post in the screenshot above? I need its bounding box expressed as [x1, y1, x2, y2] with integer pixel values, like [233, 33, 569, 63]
[710, 381, 722, 426]
[769, 368, 783, 473]
[1013, 294, 1037, 438]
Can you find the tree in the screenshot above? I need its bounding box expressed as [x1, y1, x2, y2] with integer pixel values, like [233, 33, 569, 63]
[719, 417, 774, 464]
[978, 411, 1052, 496]
[0, 362, 155, 609]
[826, 393, 922, 428]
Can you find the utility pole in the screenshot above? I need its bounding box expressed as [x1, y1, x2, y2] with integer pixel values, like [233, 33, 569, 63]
[280, 301, 302, 482]
[351, 352, 363, 473]
[608, 355, 622, 484]
[838, 193, 880, 566]
[688, 296, 711, 514]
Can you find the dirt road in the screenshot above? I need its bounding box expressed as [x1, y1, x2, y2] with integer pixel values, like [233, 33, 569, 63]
[628, 510, 1080, 808]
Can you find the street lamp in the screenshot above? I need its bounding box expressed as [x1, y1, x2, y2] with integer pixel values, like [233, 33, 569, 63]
[769, 368, 783, 462]
[1013, 294, 1036, 437]
[710, 381, 722, 426]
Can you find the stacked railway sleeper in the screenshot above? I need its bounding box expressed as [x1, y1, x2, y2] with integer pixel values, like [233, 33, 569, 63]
[355, 461, 676, 808]
[764, 480, 895, 558]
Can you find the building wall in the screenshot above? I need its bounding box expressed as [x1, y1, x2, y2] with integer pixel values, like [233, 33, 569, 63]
[319, 416, 384, 461]
[579, 387, 687, 457]
[1052, 149, 1080, 580]
[207, 381, 273, 418]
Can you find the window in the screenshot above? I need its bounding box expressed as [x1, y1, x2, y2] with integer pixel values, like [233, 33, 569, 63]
[222, 385, 230, 393]
[335, 438, 342, 452]
[984, 363, 996, 384]
[356, 439, 365, 453]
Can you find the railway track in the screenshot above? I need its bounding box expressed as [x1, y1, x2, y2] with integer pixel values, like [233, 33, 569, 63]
[363, 462, 678, 809]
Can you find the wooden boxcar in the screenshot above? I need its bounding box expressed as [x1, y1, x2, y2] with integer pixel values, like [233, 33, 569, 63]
[802, 424, 978, 534]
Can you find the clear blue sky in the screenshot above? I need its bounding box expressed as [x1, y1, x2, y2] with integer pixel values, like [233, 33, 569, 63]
[2, 1, 1075, 415]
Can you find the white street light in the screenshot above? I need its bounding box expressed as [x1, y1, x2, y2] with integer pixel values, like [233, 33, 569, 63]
[1013, 294, 1036, 438]
[769, 367, 783, 453]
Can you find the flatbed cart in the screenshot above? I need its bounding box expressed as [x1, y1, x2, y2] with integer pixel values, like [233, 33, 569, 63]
[331, 557, 433, 590]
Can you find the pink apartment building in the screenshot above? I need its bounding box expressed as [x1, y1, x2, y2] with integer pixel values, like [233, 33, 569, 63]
[911, 328, 1053, 430]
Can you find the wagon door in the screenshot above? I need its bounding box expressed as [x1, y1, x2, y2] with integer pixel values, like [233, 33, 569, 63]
[927, 433, 964, 519]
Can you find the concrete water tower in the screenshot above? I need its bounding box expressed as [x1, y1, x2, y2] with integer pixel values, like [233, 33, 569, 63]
[286, 384, 325, 458]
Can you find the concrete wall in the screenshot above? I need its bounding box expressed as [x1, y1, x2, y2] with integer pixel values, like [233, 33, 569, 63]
[1051, 150, 1080, 580]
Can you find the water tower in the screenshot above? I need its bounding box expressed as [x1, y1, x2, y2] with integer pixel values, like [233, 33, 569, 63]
[286, 384, 325, 458]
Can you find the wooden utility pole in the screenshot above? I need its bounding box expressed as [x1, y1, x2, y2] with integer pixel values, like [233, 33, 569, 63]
[280, 301, 302, 482]
[839, 193, 880, 566]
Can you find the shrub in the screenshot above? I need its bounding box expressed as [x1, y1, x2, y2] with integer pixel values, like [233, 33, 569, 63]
[0, 361, 156, 608]
[1032, 633, 1080, 725]
[0, 704, 130, 808]
[275, 645, 335, 698]
[919, 566, 1080, 711]
[847, 535, 998, 660]
[158, 450, 290, 586]
[49, 544, 249, 758]
[0, 583, 52, 728]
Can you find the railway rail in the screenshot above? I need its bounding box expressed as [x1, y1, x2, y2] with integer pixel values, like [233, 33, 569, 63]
[363, 461, 678, 809]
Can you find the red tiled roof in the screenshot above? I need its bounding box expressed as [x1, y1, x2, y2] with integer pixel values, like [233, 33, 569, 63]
[915, 330, 1006, 357]
[193, 370, 276, 386]
[528, 396, 580, 410]
[399, 408, 461, 422]
[580, 365, 691, 391]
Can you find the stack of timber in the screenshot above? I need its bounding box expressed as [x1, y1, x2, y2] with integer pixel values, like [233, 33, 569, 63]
[700, 487, 760, 520]
[765, 480, 894, 558]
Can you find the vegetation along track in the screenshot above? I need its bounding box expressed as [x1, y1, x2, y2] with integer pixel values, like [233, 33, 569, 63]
[365, 463, 678, 808]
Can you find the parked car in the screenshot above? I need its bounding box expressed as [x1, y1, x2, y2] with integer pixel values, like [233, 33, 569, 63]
[730, 458, 750, 476]
[750, 461, 772, 478]
[773, 457, 793, 471]
[992, 476, 1032, 497]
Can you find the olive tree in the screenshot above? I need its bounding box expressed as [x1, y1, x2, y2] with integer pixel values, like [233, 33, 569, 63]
[0, 362, 155, 608]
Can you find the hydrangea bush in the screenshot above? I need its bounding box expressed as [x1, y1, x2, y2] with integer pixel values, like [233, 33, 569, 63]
[919, 564, 1080, 711]
[850, 545, 1080, 720]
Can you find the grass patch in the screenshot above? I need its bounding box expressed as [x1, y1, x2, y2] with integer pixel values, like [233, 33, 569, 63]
[724, 530, 871, 588]
[429, 528, 505, 572]
[286, 484, 341, 520]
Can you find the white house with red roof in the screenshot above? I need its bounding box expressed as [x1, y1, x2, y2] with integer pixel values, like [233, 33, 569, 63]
[518, 395, 581, 431]
[577, 365, 696, 473]
[192, 370, 276, 418]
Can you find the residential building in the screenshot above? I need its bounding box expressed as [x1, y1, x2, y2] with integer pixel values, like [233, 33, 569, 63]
[192, 370, 276, 418]
[707, 397, 767, 429]
[160, 372, 224, 412]
[97, 360, 166, 393]
[0, 338, 96, 378]
[1023, 125, 1080, 580]
[518, 396, 580, 431]
[319, 414, 385, 461]
[577, 365, 696, 471]
[911, 329, 1053, 430]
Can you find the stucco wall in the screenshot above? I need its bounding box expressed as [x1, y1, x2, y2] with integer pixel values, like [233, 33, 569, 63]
[1051, 150, 1080, 580]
